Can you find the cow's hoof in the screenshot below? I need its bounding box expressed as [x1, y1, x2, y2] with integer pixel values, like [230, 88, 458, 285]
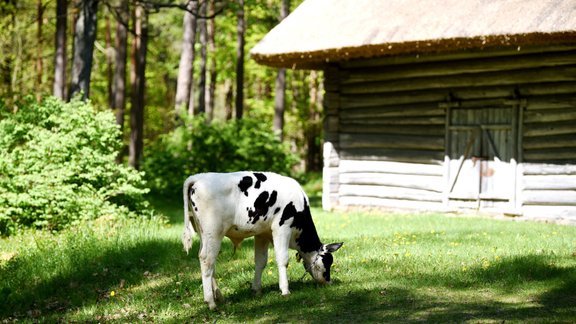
[252, 288, 262, 296]
[281, 290, 290, 296]
[207, 302, 217, 311]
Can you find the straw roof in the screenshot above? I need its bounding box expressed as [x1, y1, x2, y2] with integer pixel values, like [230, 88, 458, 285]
[251, 0, 576, 69]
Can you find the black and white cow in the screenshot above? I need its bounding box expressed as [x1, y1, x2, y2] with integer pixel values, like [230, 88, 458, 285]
[182, 172, 343, 310]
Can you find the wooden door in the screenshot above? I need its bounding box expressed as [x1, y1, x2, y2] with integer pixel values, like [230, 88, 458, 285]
[446, 104, 518, 210]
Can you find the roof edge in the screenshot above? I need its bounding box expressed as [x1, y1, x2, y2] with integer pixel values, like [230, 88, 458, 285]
[251, 32, 576, 69]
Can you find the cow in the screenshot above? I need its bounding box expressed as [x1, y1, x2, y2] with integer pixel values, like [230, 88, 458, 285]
[182, 172, 343, 310]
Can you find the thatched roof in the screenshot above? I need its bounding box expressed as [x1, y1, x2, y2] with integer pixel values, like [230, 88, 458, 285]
[251, 0, 576, 69]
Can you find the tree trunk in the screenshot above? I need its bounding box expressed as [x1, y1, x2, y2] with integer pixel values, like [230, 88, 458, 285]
[69, 0, 98, 101]
[235, 0, 245, 119]
[35, 0, 45, 101]
[105, 13, 113, 107]
[112, 0, 128, 133]
[174, 0, 198, 117]
[197, 2, 207, 115]
[224, 78, 233, 120]
[128, 3, 148, 169]
[206, 0, 217, 122]
[306, 70, 323, 172]
[273, 0, 290, 140]
[53, 0, 67, 99]
[0, 2, 16, 108]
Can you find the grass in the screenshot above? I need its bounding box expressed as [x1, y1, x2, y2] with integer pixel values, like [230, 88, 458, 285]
[1, 196, 575, 323]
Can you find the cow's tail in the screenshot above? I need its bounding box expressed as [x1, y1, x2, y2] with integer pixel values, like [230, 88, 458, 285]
[182, 175, 197, 255]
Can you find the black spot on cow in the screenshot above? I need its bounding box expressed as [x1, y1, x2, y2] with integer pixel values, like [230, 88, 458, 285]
[321, 253, 334, 281]
[248, 190, 277, 224]
[279, 199, 322, 253]
[238, 176, 253, 196]
[253, 172, 267, 189]
[274, 207, 281, 215]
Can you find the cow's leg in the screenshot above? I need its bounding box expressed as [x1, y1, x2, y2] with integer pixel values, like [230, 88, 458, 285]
[198, 237, 222, 310]
[212, 276, 224, 302]
[252, 234, 269, 295]
[272, 231, 291, 295]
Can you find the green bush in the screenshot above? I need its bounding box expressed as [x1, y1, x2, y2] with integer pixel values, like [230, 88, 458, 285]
[143, 115, 299, 196]
[0, 97, 150, 236]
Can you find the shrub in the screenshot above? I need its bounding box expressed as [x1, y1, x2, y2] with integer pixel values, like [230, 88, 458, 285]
[142, 115, 299, 196]
[0, 97, 150, 236]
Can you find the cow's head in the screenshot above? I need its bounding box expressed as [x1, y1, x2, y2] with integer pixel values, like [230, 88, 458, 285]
[299, 242, 343, 284]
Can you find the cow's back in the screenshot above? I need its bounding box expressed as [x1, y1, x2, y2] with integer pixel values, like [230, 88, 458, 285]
[189, 172, 307, 239]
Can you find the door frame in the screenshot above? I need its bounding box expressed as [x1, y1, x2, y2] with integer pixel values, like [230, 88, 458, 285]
[441, 98, 525, 213]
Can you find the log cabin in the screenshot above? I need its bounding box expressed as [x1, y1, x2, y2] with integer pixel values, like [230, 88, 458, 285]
[251, 0, 576, 222]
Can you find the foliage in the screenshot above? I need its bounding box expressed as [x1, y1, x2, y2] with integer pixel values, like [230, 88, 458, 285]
[1, 204, 575, 322]
[0, 97, 150, 236]
[142, 114, 299, 196]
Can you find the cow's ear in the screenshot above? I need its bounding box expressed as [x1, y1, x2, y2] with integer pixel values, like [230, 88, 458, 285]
[325, 242, 343, 253]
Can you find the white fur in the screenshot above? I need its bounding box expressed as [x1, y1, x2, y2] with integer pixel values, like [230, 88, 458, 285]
[182, 172, 342, 310]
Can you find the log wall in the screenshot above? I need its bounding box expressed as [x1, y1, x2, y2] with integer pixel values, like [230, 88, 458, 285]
[322, 45, 576, 220]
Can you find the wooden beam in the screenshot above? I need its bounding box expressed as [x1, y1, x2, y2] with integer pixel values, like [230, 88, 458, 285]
[342, 66, 576, 95]
[340, 133, 444, 151]
[339, 159, 443, 174]
[341, 51, 576, 85]
[523, 175, 576, 190]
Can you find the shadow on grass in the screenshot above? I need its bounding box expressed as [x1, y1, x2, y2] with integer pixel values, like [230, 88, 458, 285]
[0, 234, 196, 320]
[2, 239, 575, 322]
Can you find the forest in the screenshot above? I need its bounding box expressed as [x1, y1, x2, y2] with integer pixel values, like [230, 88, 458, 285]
[0, 0, 328, 234]
[0, 0, 322, 170]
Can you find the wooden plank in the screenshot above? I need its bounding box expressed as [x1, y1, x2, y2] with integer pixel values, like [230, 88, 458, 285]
[523, 121, 576, 137]
[525, 94, 576, 110]
[340, 91, 447, 108]
[522, 190, 576, 206]
[340, 46, 576, 69]
[341, 148, 444, 164]
[521, 206, 576, 220]
[339, 124, 444, 136]
[519, 82, 576, 96]
[341, 116, 446, 125]
[523, 175, 576, 190]
[338, 159, 443, 175]
[341, 51, 576, 85]
[523, 148, 576, 162]
[340, 104, 443, 118]
[323, 67, 340, 92]
[342, 66, 576, 95]
[522, 163, 576, 175]
[340, 133, 444, 151]
[339, 172, 443, 192]
[322, 141, 340, 168]
[339, 184, 443, 202]
[338, 196, 445, 211]
[523, 134, 576, 150]
[523, 108, 576, 123]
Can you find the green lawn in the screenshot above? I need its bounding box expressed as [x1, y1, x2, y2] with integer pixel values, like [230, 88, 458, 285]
[1, 197, 575, 323]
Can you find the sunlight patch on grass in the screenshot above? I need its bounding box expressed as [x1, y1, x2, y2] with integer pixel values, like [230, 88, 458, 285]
[1, 204, 575, 322]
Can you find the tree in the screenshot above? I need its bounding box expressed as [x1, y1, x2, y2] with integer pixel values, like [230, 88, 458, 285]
[205, 0, 217, 121]
[129, 1, 148, 169]
[235, 0, 245, 119]
[197, 1, 207, 115]
[35, 0, 47, 101]
[1, 0, 17, 106]
[174, 0, 198, 116]
[69, 0, 99, 101]
[53, 0, 67, 99]
[273, 0, 290, 140]
[111, 0, 129, 131]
